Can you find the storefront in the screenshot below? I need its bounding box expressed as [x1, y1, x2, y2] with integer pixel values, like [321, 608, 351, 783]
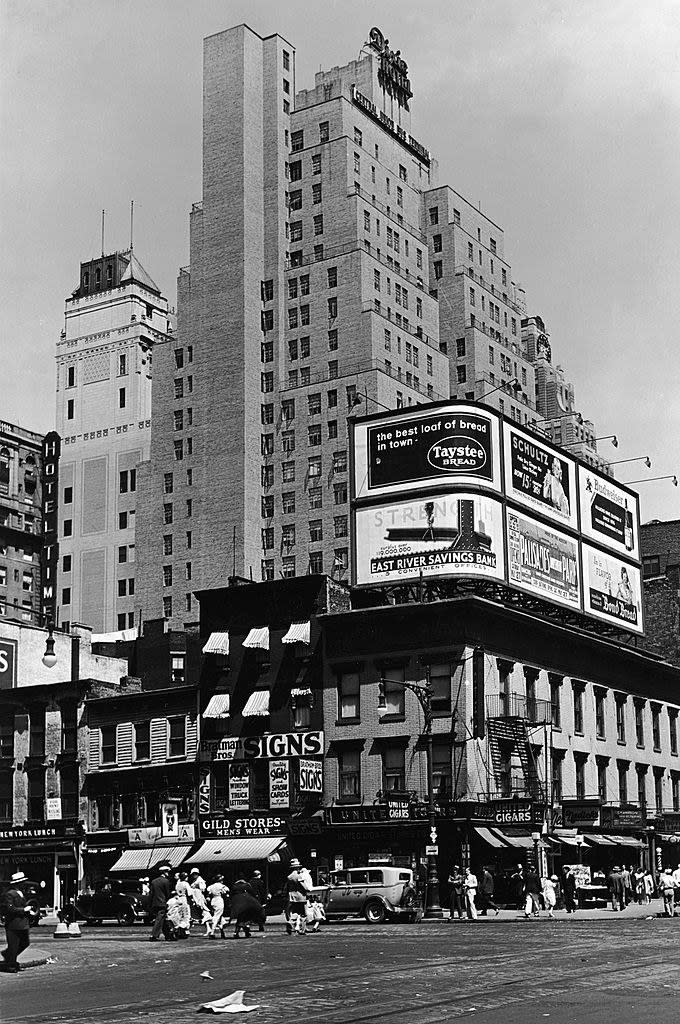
[0, 823, 82, 913]
[82, 830, 128, 890]
[188, 814, 294, 892]
[107, 824, 197, 877]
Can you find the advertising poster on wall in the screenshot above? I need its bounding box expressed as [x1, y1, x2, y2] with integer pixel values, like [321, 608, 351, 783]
[228, 763, 250, 810]
[354, 492, 505, 585]
[352, 404, 502, 499]
[581, 544, 643, 634]
[269, 759, 290, 809]
[578, 467, 640, 561]
[299, 758, 323, 794]
[503, 424, 578, 530]
[506, 509, 581, 610]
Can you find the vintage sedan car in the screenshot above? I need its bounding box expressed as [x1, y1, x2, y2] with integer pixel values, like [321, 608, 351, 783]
[326, 867, 421, 924]
[0, 878, 45, 927]
[73, 879, 149, 925]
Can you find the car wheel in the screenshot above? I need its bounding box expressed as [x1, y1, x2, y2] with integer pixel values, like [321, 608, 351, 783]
[363, 900, 387, 924]
[118, 910, 136, 926]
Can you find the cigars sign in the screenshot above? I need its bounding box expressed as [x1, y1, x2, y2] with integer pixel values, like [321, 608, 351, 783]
[199, 730, 324, 763]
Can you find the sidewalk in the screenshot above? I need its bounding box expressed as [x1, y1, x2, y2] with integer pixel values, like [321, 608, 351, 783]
[437, 898, 669, 922]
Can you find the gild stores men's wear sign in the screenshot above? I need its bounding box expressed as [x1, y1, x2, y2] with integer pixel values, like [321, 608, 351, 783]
[578, 467, 639, 561]
[503, 425, 578, 531]
[353, 404, 502, 499]
[354, 493, 505, 585]
[581, 544, 643, 634]
[269, 759, 290, 809]
[506, 509, 581, 610]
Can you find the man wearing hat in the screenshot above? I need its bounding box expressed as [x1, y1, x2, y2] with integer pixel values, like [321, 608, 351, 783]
[249, 870, 269, 932]
[285, 858, 311, 935]
[1, 871, 30, 972]
[148, 864, 172, 941]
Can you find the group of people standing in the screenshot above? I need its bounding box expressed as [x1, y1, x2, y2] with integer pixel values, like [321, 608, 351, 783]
[606, 864, 657, 912]
[448, 863, 579, 919]
[147, 864, 269, 941]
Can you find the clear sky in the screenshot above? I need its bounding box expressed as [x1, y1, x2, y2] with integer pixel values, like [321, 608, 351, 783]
[1, 0, 678, 523]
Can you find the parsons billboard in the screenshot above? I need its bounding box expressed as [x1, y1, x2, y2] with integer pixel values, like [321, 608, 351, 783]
[353, 404, 502, 500]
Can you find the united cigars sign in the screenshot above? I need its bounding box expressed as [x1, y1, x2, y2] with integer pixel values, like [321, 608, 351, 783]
[439, 800, 544, 826]
[200, 730, 324, 763]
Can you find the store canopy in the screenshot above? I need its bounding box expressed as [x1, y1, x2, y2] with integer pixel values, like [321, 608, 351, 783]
[185, 837, 285, 865]
[553, 831, 582, 847]
[109, 845, 192, 873]
[242, 689, 270, 717]
[204, 693, 230, 719]
[243, 626, 269, 650]
[606, 834, 645, 848]
[203, 632, 230, 655]
[474, 826, 508, 849]
[91, 627, 138, 643]
[584, 833, 617, 846]
[282, 621, 311, 645]
[492, 830, 537, 850]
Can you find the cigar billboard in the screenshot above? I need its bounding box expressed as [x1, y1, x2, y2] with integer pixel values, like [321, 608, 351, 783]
[581, 544, 643, 634]
[354, 492, 505, 585]
[578, 467, 640, 562]
[506, 509, 581, 610]
[353, 403, 502, 500]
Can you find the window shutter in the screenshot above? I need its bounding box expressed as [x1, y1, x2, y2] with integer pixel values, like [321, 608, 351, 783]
[88, 729, 100, 770]
[151, 718, 167, 762]
[117, 722, 133, 767]
[186, 716, 198, 758]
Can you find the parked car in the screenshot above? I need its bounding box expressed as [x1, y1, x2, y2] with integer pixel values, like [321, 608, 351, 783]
[326, 867, 421, 924]
[73, 879, 149, 925]
[0, 878, 45, 927]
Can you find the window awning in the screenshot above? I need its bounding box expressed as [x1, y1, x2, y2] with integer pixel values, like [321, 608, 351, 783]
[185, 837, 285, 865]
[91, 627, 138, 643]
[474, 826, 508, 849]
[243, 626, 269, 650]
[203, 632, 230, 655]
[553, 830, 582, 847]
[109, 844, 192, 873]
[204, 693, 230, 718]
[242, 690, 270, 717]
[605, 834, 645, 848]
[584, 833, 617, 846]
[491, 829, 547, 850]
[282, 621, 311, 645]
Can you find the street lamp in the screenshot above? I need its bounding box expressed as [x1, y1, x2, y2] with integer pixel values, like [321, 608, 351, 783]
[626, 475, 678, 487]
[608, 456, 652, 469]
[562, 434, 618, 449]
[531, 830, 541, 873]
[42, 618, 57, 669]
[575, 833, 584, 864]
[378, 675, 443, 918]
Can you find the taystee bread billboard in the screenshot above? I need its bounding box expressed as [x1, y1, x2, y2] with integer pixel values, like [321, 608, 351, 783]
[353, 404, 502, 499]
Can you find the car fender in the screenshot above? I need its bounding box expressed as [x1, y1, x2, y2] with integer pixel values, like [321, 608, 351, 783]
[360, 894, 392, 915]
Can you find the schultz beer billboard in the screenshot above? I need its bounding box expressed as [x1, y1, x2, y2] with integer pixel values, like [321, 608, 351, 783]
[503, 424, 578, 531]
[353, 403, 502, 500]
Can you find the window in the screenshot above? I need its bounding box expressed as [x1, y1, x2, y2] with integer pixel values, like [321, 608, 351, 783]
[62, 554, 72, 573]
[173, 439, 183, 461]
[433, 261, 442, 280]
[374, 269, 381, 291]
[282, 461, 295, 483]
[283, 49, 290, 70]
[433, 234, 442, 253]
[338, 671, 360, 720]
[429, 662, 452, 712]
[101, 725, 117, 764]
[67, 398, 74, 420]
[333, 450, 347, 474]
[261, 559, 274, 581]
[163, 535, 173, 556]
[118, 387, 126, 409]
[616, 697, 626, 742]
[396, 185, 403, 207]
[550, 676, 562, 728]
[313, 214, 323, 235]
[282, 524, 296, 549]
[291, 129, 304, 152]
[654, 768, 664, 813]
[118, 544, 128, 562]
[328, 329, 338, 351]
[28, 708, 45, 758]
[261, 340, 273, 363]
[289, 160, 302, 181]
[637, 767, 647, 813]
[262, 464, 274, 488]
[429, 207, 438, 225]
[597, 760, 608, 802]
[551, 751, 564, 802]
[635, 701, 645, 747]
[353, 152, 360, 174]
[163, 503, 173, 526]
[282, 430, 295, 454]
[134, 722, 150, 761]
[281, 556, 295, 578]
[261, 527, 274, 551]
[261, 495, 274, 519]
[308, 456, 321, 478]
[163, 596, 172, 618]
[282, 492, 295, 515]
[174, 349, 184, 369]
[312, 183, 322, 205]
[328, 360, 338, 378]
[328, 297, 338, 319]
[163, 565, 173, 587]
[67, 365, 75, 387]
[673, 773, 680, 812]
[309, 551, 323, 573]
[308, 424, 322, 446]
[573, 684, 584, 733]
[308, 487, 322, 509]
[652, 705, 661, 750]
[575, 755, 587, 800]
[432, 741, 452, 797]
[456, 337, 466, 358]
[670, 711, 678, 756]
[328, 420, 338, 439]
[380, 668, 405, 716]
[289, 222, 302, 244]
[168, 717, 186, 758]
[174, 410, 184, 431]
[383, 746, 405, 792]
[339, 749, 360, 800]
[595, 689, 606, 739]
[619, 762, 629, 802]
[456, 365, 467, 384]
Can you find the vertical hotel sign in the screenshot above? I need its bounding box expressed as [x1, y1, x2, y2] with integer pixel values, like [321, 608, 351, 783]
[41, 431, 60, 625]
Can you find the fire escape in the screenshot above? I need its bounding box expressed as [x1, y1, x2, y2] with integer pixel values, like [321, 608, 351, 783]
[485, 665, 553, 802]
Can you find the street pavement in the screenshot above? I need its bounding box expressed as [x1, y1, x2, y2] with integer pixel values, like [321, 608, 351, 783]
[3, 903, 680, 1024]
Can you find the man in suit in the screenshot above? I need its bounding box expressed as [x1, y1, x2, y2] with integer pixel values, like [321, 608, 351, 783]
[148, 864, 172, 941]
[1, 871, 30, 972]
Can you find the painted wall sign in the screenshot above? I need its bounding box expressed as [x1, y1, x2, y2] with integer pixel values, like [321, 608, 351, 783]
[578, 466, 640, 561]
[506, 509, 581, 610]
[503, 424, 578, 530]
[581, 544, 643, 634]
[228, 763, 250, 810]
[268, 759, 290, 810]
[0, 637, 18, 690]
[354, 493, 505, 585]
[200, 730, 324, 762]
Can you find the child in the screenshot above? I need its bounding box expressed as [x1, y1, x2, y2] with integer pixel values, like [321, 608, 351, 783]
[309, 894, 326, 932]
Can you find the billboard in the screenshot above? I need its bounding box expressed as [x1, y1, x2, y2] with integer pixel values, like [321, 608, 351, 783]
[578, 467, 640, 561]
[354, 492, 505, 585]
[0, 637, 17, 689]
[506, 509, 581, 610]
[228, 763, 250, 810]
[503, 424, 578, 531]
[269, 759, 290, 809]
[581, 544, 643, 634]
[353, 404, 502, 500]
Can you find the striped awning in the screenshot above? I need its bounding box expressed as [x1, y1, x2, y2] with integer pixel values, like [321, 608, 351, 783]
[202, 632, 230, 655]
[493, 830, 537, 850]
[243, 626, 269, 650]
[204, 693, 230, 718]
[185, 836, 285, 865]
[584, 833, 617, 846]
[109, 844, 192, 873]
[242, 689, 270, 717]
[606, 834, 645, 848]
[282, 621, 311, 645]
[553, 830, 582, 847]
[474, 826, 508, 849]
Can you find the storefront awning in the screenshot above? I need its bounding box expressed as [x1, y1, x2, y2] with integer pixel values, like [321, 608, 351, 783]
[474, 826, 508, 849]
[204, 693, 230, 718]
[493, 829, 543, 850]
[185, 837, 285, 865]
[242, 689, 270, 717]
[553, 831, 582, 847]
[203, 632, 230, 655]
[282, 621, 311, 645]
[584, 833, 617, 846]
[109, 844, 192, 873]
[605, 834, 645, 848]
[243, 626, 269, 650]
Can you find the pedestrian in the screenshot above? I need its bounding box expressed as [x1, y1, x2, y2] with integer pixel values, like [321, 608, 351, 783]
[633, 866, 646, 904]
[447, 865, 465, 921]
[249, 870, 269, 932]
[659, 867, 675, 917]
[510, 863, 525, 910]
[206, 874, 230, 938]
[478, 867, 500, 917]
[463, 867, 478, 921]
[308, 893, 326, 932]
[189, 866, 211, 927]
[175, 871, 192, 900]
[562, 865, 577, 914]
[523, 866, 542, 918]
[644, 870, 655, 903]
[148, 864, 172, 941]
[671, 863, 680, 894]
[166, 890, 190, 939]
[285, 857, 311, 935]
[542, 874, 558, 919]
[0, 871, 30, 972]
[607, 865, 625, 912]
[621, 864, 632, 906]
[230, 878, 265, 938]
[139, 876, 150, 899]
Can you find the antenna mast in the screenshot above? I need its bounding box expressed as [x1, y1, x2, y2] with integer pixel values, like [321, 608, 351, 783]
[101, 209, 105, 255]
[130, 200, 134, 251]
